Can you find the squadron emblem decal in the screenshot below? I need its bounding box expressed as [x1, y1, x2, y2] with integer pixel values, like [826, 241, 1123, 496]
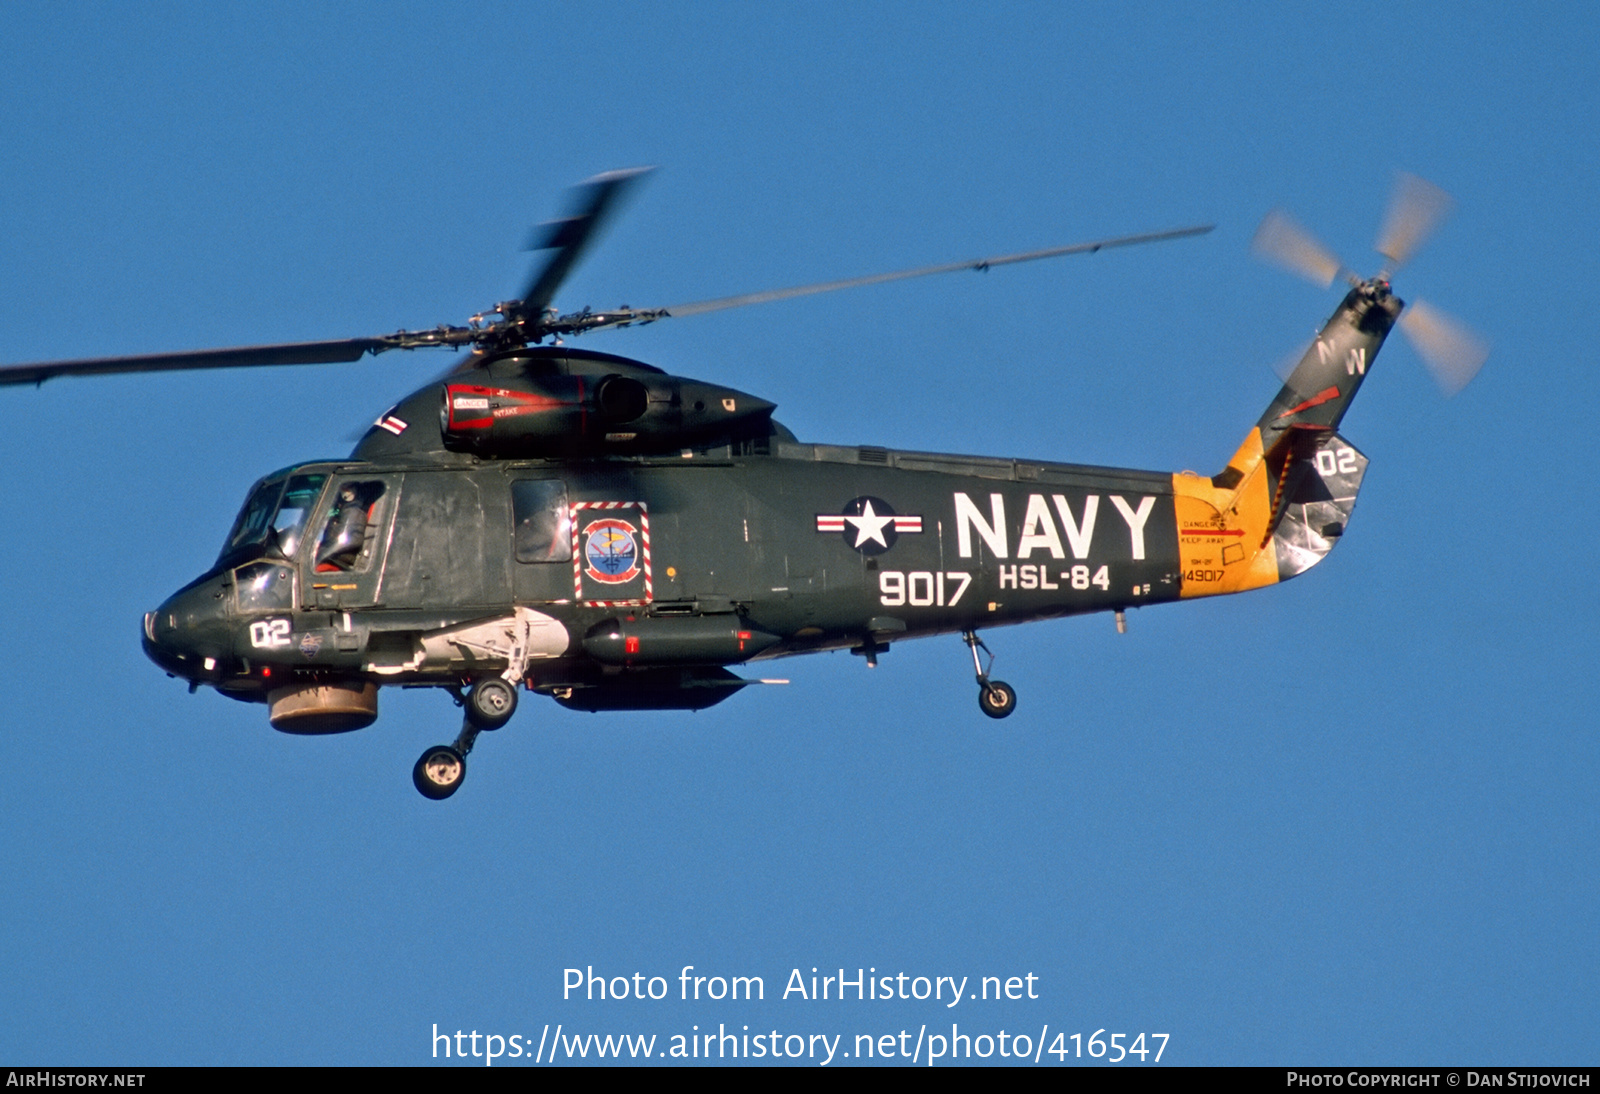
[571, 502, 653, 606]
[582, 518, 641, 584]
[815, 496, 922, 556]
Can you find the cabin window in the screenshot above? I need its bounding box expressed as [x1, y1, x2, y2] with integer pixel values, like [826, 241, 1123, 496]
[512, 480, 572, 563]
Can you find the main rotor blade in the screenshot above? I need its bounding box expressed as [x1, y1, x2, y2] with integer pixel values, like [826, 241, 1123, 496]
[1251, 210, 1345, 289]
[653, 225, 1214, 320]
[1398, 299, 1488, 396]
[1376, 172, 1453, 272]
[517, 167, 653, 319]
[0, 337, 387, 388]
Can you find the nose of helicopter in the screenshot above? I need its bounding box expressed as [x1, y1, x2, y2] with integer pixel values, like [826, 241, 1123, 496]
[142, 571, 235, 681]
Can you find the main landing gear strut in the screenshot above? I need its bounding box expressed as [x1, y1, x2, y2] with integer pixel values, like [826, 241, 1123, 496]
[412, 677, 520, 800]
[962, 630, 1016, 719]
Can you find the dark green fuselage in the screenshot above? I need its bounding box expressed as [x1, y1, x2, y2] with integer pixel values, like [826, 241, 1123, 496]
[143, 347, 1181, 715]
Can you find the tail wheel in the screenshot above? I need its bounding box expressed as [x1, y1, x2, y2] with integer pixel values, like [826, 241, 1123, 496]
[978, 680, 1017, 719]
[466, 677, 518, 729]
[413, 745, 466, 799]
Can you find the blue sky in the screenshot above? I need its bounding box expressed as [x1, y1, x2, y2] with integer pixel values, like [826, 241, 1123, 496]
[1, 1, 1594, 1066]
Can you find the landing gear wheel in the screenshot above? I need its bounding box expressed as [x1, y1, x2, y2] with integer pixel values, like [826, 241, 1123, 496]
[413, 745, 466, 800]
[978, 680, 1017, 719]
[466, 677, 518, 730]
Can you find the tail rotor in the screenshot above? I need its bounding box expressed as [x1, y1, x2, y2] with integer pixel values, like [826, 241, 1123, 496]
[1252, 172, 1489, 396]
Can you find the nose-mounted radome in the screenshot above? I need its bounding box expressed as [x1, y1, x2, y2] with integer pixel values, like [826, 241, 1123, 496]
[142, 570, 235, 684]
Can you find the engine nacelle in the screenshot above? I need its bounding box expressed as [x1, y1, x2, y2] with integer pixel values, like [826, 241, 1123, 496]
[440, 373, 775, 456]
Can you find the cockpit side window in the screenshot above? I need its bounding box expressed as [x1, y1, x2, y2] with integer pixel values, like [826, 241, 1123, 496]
[314, 480, 387, 572]
[512, 480, 572, 562]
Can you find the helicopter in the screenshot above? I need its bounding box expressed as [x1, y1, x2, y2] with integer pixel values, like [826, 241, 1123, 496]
[0, 169, 1486, 800]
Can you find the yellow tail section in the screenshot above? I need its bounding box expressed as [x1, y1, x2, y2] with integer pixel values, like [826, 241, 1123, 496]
[1172, 427, 1282, 599]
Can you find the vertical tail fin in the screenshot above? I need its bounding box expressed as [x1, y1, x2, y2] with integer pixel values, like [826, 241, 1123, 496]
[1172, 283, 1395, 598]
[1257, 281, 1402, 444]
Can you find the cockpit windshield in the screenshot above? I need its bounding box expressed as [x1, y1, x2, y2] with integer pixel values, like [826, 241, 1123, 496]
[219, 472, 328, 565]
[273, 474, 327, 558]
[221, 477, 284, 560]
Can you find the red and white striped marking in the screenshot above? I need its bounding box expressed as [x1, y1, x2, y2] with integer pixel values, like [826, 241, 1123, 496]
[815, 511, 923, 534]
[570, 501, 652, 607]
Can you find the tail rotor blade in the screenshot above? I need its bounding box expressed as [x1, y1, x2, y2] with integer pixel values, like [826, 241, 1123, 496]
[1376, 173, 1453, 271]
[1399, 299, 1489, 396]
[1252, 210, 1345, 289]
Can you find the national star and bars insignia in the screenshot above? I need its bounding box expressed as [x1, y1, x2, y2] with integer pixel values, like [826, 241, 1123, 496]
[815, 496, 922, 555]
